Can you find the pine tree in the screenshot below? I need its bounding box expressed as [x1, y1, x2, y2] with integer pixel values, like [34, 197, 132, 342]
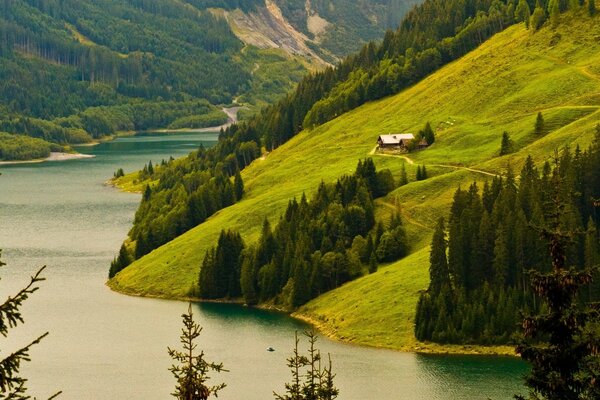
[275, 332, 308, 400]
[421, 122, 435, 144]
[416, 165, 422, 181]
[109, 243, 132, 278]
[500, 131, 514, 155]
[429, 218, 450, 292]
[274, 331, 338, 400]
[535, 112, 545, 135]
[168, 304, 226, 400]
[530, 2, 547, 30]
[148, 160, 154, 175]
[421, 165, 428, 180]
[0, 253, 61, 399]
[516, 179, 600, 400]
[549, 0, 561, 26]
[398, 162, 408, 186]
[516, 0, 532, 27]
[234, 169, 244, 201]
[584, 218, 600, 301]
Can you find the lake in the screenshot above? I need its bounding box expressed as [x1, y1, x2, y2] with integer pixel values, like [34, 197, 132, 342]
[0, 132, 527, 399]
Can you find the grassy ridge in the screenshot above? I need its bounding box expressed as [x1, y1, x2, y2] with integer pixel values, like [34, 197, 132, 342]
[110, 14, 600, 351]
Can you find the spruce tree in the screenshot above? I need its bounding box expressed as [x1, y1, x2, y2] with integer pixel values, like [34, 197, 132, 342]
[168, 304, 226, 400]
[429, 218, 450, 292]
[530, 2, 547, 30]
[516, 0, 532, 27]
[234, 169, 244, 201]
[0, 253, 61, 399]
[535, 112, 546, 135]
[398, 162, 408, 186]
[516, 178, 600, 400]
[500, 131, 514, 155]
[422, 122, 435, 144]
[274, 331, 338, 400]
[109, 243, 132, 278]
[549, 0, 561, 26]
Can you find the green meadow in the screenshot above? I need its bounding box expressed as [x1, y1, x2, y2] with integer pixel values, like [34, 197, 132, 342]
[110, 13, 600, 352]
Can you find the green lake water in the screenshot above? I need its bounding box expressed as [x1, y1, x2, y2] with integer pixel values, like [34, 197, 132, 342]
[0, 132, 527, 399]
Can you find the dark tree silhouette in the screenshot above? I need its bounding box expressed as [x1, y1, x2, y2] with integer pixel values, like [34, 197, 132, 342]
[168, 304, 226, 400]
[0, 252, 61, 400]
[516, 172, 600, 400]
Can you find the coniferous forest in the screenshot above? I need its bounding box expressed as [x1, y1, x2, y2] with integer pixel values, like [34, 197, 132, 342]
[415, 128, 600, 345]
[198, 159, 405, 308]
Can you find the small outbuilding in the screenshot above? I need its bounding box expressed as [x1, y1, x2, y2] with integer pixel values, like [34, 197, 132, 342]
[377, 134, 415, 150]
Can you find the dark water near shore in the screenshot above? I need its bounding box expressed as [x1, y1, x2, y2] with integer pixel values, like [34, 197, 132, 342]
[0, 132, 527, 399]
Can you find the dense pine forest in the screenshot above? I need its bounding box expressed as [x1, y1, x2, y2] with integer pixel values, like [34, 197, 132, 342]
[198, 159, 405, 308]
[415, 128, 600, 345]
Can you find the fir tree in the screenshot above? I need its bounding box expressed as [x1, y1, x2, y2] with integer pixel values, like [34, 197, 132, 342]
[530, 2, 547, 30]
[500, 131, 514, 155]
[416, 165, 422, 181]
[516, 178, 600, 400]
[535, 112, 545, 135]
[0, 253, 61, 399]
[109, 243, 132, 278]
[429, 218, 450, 292]
[398, 162, 408, 186]
[549, 0, 561, 26]
[421, 122, 435, 145]
[234, 169, 244, 201]
[516, 0, 532, 27]
[274, 331, 338, 400]
[147, 160, 154, 175]
[168, 304, 226, 400]
[275, 332, 308, 400]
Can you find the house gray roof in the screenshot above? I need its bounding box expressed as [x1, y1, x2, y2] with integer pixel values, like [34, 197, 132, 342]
[378, 134, 415, 145]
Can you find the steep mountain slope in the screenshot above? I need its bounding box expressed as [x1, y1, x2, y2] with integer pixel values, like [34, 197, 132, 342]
[111, 10, 600, 296]
[110, 9, 600, 335]
[209, 0, 420, 64]
[0, 0, 416, 159]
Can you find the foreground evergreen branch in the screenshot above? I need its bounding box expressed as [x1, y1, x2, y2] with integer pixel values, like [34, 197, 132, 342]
[275, 331, 339, 400]
[0, 253, 61, 400]
[168, 304, 226, 400]
[516, 171, 600, 400]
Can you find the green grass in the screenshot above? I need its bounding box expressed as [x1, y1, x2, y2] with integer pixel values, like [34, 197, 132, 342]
[110, 14, 600, 352]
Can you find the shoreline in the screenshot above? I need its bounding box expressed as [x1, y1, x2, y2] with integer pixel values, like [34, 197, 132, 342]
[0, 107, 240, 164]
[107, 281, 517, 357]
[0, 152, 95, 166]
[148, 106, 242, 134]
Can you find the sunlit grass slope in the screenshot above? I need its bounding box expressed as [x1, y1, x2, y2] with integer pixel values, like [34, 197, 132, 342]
[110, 14, 600, 350]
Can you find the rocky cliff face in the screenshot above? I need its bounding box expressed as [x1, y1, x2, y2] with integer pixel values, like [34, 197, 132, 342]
[211, 0, 420, 65]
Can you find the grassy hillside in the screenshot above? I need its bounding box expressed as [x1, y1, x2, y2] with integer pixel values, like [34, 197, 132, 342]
[110, 13, 600, 351]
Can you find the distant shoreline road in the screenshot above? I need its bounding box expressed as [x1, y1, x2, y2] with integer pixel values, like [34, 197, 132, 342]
[0, 152, 96, 166]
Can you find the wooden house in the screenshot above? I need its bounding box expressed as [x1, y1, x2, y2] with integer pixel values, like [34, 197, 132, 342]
[377, 134, 415, 150]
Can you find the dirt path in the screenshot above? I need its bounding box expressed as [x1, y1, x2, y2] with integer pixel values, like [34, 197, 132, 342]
[370, 147, 500, 177]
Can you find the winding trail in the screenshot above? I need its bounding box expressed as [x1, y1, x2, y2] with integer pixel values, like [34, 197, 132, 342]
[369, 146, 500, 178]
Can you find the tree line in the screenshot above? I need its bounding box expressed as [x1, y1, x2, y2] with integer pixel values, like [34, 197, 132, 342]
[415, 126, 600, 345]
[198, 159, 407, 309]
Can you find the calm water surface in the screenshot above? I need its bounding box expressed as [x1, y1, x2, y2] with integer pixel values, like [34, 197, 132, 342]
[0, 133, 527, 399]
